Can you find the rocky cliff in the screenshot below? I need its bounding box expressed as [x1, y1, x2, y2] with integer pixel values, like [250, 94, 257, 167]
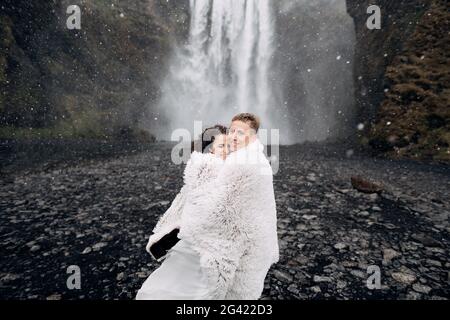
[0, 0, 189, 140]
[347, 0, 449, 161]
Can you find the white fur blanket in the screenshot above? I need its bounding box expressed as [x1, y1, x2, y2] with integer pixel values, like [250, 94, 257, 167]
[146, 140, 279, 299]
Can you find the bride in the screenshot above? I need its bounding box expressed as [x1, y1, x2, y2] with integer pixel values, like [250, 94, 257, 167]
[136, 125, 229, 300]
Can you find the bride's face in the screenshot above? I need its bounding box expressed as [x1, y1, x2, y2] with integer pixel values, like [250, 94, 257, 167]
[211, 134, 229, 160]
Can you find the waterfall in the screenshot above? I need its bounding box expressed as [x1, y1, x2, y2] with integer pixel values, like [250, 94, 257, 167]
[273, 0, 356, 143]
[152, 0, 284, 142]
[150, 0, 355, 145]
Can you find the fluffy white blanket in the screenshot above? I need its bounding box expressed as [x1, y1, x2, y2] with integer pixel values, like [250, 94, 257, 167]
[146, 140, 279, 299]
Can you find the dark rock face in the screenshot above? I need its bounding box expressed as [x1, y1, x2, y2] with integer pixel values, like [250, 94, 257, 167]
[0, 0, 189, 138]
[347, 0, 449, 161]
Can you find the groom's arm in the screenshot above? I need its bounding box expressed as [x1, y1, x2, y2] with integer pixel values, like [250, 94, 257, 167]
[145, 185, 186, 256]
[145, 152, 214, 257]
[186, 163, 261, 298]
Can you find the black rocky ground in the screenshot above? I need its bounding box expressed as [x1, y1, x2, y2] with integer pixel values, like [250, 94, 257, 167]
[0, 140, 449, 300]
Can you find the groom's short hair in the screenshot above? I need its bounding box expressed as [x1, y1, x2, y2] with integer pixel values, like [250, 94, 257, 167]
[231, 113, 260, 133]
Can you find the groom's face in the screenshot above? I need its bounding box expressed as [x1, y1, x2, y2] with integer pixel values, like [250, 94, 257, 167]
[228, 120, 256, 152]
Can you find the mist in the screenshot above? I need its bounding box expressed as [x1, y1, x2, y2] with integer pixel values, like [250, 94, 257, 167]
[149, 0, 356, 144]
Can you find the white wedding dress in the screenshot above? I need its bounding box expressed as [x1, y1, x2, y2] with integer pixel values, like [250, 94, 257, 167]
[135, 238, 213, 300]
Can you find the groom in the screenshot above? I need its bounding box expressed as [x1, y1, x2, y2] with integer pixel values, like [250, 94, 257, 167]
[172, 112, 279, 299]
[228, 113, 259, 154]
[217, 112, 279, 299]
[227, 113, 272, 174]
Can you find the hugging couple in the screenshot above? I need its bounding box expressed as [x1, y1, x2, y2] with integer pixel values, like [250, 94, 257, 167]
[136, 113, 279, 300]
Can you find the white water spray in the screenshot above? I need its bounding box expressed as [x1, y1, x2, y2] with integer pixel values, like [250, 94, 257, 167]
[153, 0, 285, 141]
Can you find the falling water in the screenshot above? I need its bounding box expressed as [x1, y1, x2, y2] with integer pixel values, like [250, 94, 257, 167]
[152, 0, 283, 141]
[150, 0, 355, 145]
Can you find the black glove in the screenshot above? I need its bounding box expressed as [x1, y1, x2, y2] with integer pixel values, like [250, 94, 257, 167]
[149, 228, 180, 260]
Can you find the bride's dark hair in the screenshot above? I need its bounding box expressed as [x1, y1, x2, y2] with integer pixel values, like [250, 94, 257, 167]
[191, 124, 227, 153]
